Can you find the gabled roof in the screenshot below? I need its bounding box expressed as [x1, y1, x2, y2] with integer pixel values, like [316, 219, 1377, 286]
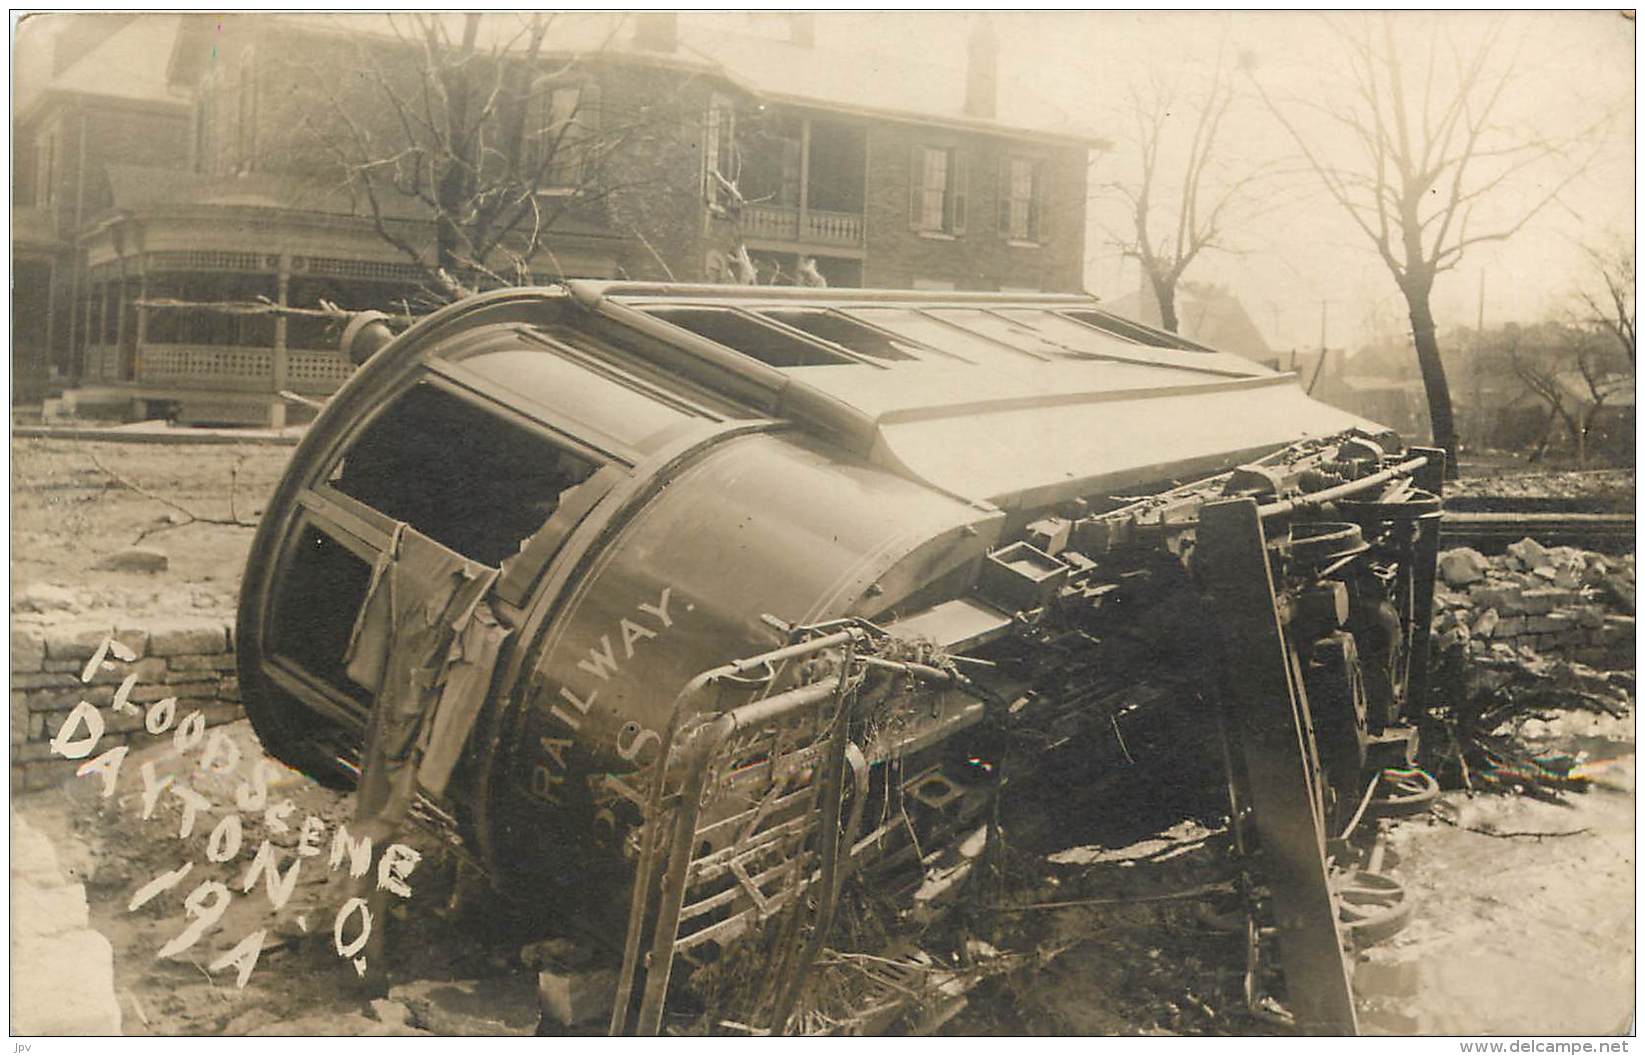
[671, 21, 1098, 145]
[224, 12, 1103, 146]
[1105, 284, 1276, 365]
[15, 14, 190, 123]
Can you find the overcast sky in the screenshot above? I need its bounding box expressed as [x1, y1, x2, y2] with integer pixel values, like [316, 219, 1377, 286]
[821, 10, 1635, 354]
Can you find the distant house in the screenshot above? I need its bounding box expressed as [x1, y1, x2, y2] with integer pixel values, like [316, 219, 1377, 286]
[1103, 280, 1275, 366]
[12, 13, 1103, 424]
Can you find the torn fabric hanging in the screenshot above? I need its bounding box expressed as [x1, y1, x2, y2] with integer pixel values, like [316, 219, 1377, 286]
[344, 523, 508, 832]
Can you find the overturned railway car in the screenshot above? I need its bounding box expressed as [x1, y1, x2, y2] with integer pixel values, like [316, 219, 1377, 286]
[238, 283, 1444, 1035]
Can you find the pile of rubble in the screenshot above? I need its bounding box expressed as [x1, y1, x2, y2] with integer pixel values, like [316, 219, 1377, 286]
[1432, 537, 1635, 671]
[1445, 468, 1634, 505]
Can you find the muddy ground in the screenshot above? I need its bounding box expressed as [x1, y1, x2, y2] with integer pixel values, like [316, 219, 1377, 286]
[10, 437, 1637, 1036]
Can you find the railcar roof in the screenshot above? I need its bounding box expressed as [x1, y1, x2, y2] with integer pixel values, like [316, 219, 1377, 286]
[547, 282, 1374, 509]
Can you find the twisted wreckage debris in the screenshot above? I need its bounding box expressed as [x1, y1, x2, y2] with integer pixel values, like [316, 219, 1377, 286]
[224, 284, 1629, 1035]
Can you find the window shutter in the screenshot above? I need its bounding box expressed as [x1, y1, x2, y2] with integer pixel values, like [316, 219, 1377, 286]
[780, 136, 801, 206]
[951, 151, 968, 235]
[704, 104, 721, 201]
[909, 146, 923, 230]
[1033, 160, 1050, 242]
[237, 48, 257, 172]
[997, 155, 1011, 236]
[580, 79, 603, 132]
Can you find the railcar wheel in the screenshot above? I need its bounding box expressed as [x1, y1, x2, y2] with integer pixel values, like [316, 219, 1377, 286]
[1366, 767, 1439, 817]
[1332, 869, 1414, 948]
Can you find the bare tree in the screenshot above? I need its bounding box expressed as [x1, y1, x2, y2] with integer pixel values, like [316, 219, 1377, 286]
[1494, 321, 1628, 467]
[1250, 14, 1600, 470]
[1103, 44, 1265, 333]
[289, 13, 675, 302]
[1575, 240, 1635, 365]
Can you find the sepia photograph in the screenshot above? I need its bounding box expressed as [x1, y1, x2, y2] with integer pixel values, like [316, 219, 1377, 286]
[8, 8, 1636, 1040]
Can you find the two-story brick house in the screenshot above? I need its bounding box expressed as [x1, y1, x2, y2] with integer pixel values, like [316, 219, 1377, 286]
[13, 13, 1100, 424]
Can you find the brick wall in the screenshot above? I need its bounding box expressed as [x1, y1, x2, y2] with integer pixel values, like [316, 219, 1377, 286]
[600, 65, 718, 282]
[862, 122, 1087, 293]
[10, 616, 241, 793]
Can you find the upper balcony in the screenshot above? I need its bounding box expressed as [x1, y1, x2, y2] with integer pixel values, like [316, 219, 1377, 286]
[738, 203, 863, 247]
[720, 111, 867, 250]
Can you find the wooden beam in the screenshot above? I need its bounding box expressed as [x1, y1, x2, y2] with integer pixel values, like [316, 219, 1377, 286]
[1198, 496, 1359, 1035]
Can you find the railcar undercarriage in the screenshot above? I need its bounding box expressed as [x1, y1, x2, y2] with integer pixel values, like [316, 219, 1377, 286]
[602, 432, 1445, 1035]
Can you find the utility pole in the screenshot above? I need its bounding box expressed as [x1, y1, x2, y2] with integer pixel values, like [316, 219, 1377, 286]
[1471, 271, 1486, 437]
[1306, 300, 1329, 395]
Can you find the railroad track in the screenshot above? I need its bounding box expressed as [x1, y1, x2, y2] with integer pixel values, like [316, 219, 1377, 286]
[1440, 511, 1636, 553]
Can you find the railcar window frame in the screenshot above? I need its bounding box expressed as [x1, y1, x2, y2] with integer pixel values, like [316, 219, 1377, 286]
[637, 304, 875, 369]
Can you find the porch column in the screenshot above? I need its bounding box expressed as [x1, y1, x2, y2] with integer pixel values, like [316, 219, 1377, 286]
[113, 269, 127, 362]
[43, 257, 56, 380]
[797, 116, 813, 244]
[81, 283, 96, 380]
[93, 283, 108, 380]
[270, 255, 290, 429]
[133, 267, 149, 384]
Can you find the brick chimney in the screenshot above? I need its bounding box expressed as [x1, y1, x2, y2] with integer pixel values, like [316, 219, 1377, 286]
[964, 15, 998, 120]
[788, 13, 815, 47]
[634, 12, 677, 52]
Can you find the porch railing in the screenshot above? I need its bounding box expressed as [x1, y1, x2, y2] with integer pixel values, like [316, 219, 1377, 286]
[738, 204, 864, 247]
[135, 343, 354, 395]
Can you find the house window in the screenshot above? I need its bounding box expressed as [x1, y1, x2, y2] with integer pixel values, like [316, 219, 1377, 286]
[703, 95, 738, 206]
[526, 80, 601, 192]
[234, 49, 258, 173]
[36, 130, 56, 207]
[195, 69, 220, 175]
[1000, 156, 1046, 242]
[909, 146, 967, 235]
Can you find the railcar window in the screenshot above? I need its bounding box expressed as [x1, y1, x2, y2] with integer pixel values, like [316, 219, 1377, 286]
[269, 527, 375, 704]
[924, 308, 1089, 360]
[753, 309, 922, 361]
[1059, 308, 1198, 349]
[993, 309, 1196, 359]
[843, 308, 1043, 367]
[328, 384, 600, 567]
[457, 348, 694, 448]
[641, 307, 853, 367]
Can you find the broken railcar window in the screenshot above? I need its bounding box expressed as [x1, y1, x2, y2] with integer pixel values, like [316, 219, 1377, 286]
[269, 525, 378, 708]
[640, 306, 855, 367]
[752, 308, 922, 361]
[327, 383, 600, 568]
